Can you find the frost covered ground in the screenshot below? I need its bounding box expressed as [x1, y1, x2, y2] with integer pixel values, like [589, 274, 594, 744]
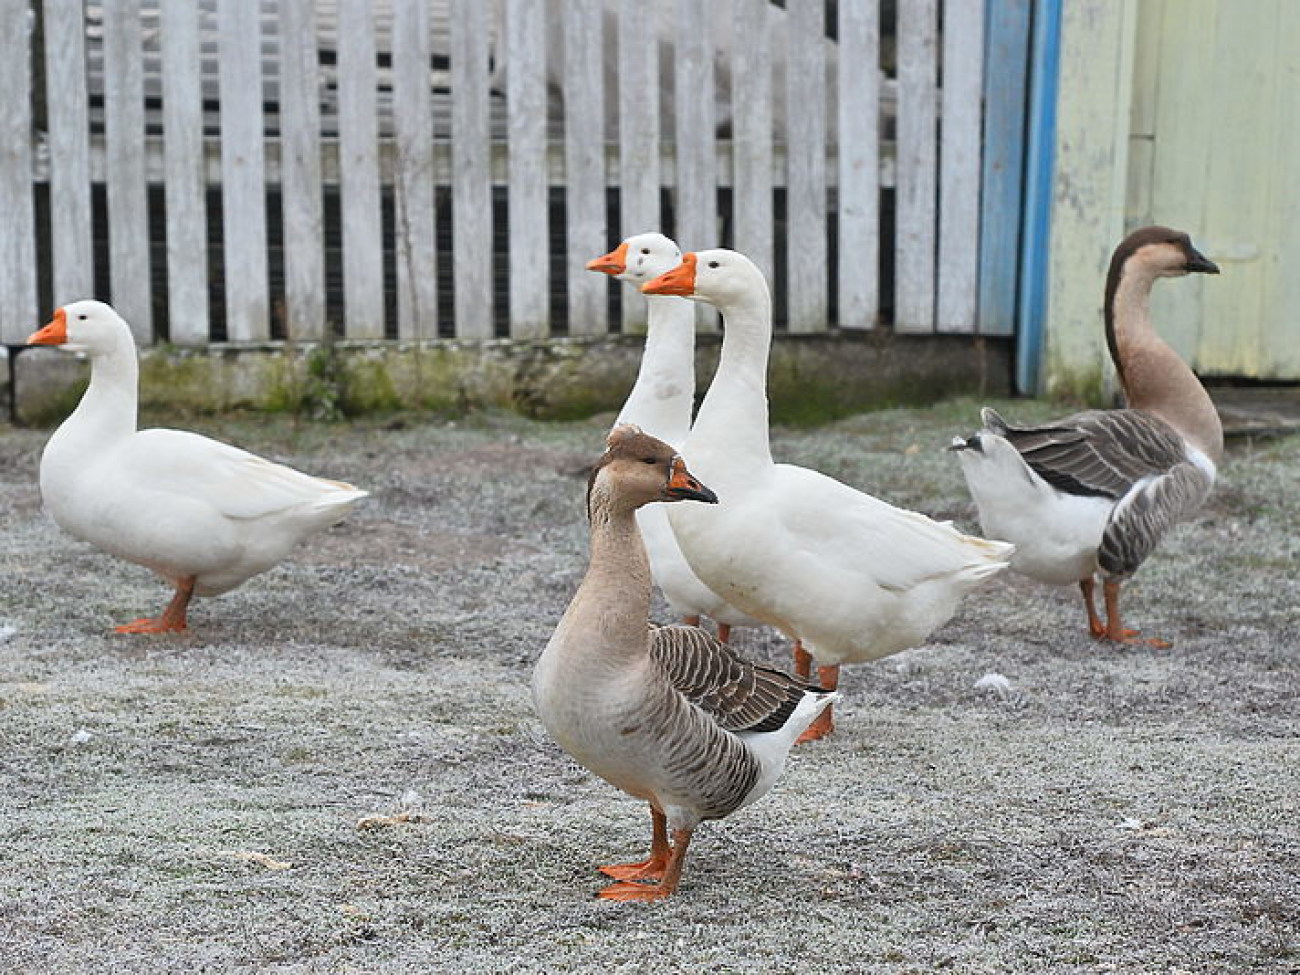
[1, 399, 1297, 973]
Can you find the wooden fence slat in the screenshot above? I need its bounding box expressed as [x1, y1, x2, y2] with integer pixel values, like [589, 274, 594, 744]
[217, 0, 269, 342]
[337, 0, 384, 340]
[450, 0, 493, 339]
[673, 0, 717, 330]
[731, 0, 774, 289]
[278, 0, 326, 340]
[895, 0, 938, 333]
[103, 0, 152, 342]
[937, 0, 985, 332]
[505, 0, 549, 338]
[836, 0, 880, 329]
[617, 0, 659, 330]
[0, 0, 36, 341]
[391, 0, 438, 340]
[561, 0, 607, 337]
[977, 0, 1031, 337]
[785, 0, 828, 333]
[43, 0, 95, 308]
[160, 1, 209, 345]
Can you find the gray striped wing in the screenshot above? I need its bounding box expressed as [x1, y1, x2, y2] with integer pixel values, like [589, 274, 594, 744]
[649, 625, 814, 734]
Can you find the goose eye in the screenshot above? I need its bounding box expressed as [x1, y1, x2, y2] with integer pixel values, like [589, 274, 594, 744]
[640, 248, 650, 255]
[78, 314, 88, 320]
[707, 261, 720, 269]
[642, 457, 657, 465]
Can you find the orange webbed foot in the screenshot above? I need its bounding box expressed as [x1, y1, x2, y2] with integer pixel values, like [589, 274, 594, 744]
[1108, 629, 1172, 649]
[598, 857, 669, 882]
[114, 617, 187, 634]
[597, 880, 674, 902]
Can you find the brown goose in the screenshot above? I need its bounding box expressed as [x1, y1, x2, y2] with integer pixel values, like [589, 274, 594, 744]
[532, 425, 834, 902]
[952, 226, 1222, 646]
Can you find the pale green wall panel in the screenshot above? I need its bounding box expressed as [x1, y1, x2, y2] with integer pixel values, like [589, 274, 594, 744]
[1044, 0, 1137, 399]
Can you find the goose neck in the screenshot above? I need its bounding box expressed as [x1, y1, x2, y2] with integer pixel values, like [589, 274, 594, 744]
[617, 295, 696, 443]
[562, 500, 655, 669]
[61, 345, 140, 446]
[690, 289, 773, 468]
[1108, 268, 1223, 463]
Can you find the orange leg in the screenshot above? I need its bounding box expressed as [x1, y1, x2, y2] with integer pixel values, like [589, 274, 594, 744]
[682, 614, 701, 628]
[792, 640, 813, 680]
[115, 576, 195, 634]
[796, 664, 840, 744]
[1079, 578, 1107, 639]
[1102, 579, 1172, 649]
[715, 622, 732, 644]
[598, 807, 670, 881]
[598, 827, 693, 902]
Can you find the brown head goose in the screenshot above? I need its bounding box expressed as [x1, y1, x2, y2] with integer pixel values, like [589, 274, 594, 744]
[532, 425, 833, 901]
[586, 232, 759, 642]
[951, 226, 1222, 646]
[641, 250, 1013, 741]
[27, 300, 367, 634]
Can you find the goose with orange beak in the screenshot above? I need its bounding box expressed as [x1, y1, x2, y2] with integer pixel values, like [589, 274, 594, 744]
[27, 299, 367, 634]
[642, 250, 1013, 741]
[585, 232, 758, 642]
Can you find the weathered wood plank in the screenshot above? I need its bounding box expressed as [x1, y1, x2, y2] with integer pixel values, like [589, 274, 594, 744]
[43, 0, 95, 307]
[337, 0, 384, 340]
[894, 0, 937, 333]
[450, 0, 493, 339]
[1145, 0, 1213, 362]
[977, 0, 1031, 337]
[505, 0, 549, 338]
[391, 0, 438, 340]
[617, 0, 659, 330]
[731, 0, 774, 289]
[159, 0, 209, 344]
[936, 0, 984, 333]
[836, 0, 879, 329]
[0, 0, 36, 341]
[216, 0, 269, 342]
[673, 0, 717, 330]
[561, 0, 607, 337]
[277, 0, 326, 340]
[785, 0, 827, 333]
[1044, 0, 1135, 394]
[103, 0, 152, 341]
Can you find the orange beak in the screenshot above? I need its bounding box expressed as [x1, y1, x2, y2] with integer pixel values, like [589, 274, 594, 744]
[641, 253, 697, 297]
[28, 308, 68, 345]
[665, 455, 717, 504]
[586, 241, 629, 276]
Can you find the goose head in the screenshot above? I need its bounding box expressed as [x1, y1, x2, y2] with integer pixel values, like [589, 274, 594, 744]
[587, 424, 718, 517]
[640, 248, 768, 307]
[586, 232, 684, 286]
[1109, 226, 1219, 285]
[28, 300, 135, 356]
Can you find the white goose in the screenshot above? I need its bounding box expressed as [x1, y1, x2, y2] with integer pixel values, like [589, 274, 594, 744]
[533, 425, 833, 901]
[27, 300, 368, 634]
[642, 250, 1013, 741]
[951, 226, 1222, 646]
[587, 232, 758, 641]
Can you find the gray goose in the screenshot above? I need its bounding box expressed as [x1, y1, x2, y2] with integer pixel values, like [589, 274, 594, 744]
[952, 225, 1222, 645]
[532, 425, 834, 902]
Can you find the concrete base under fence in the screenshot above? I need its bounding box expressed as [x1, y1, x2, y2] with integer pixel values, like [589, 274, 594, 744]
[4, 332, 1013, 427]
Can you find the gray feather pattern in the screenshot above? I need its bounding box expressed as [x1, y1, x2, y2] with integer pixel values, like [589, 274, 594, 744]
[650, 624, 817, 733]
[1098, 461, 1214, 577]
[986, 407, 1192, 501]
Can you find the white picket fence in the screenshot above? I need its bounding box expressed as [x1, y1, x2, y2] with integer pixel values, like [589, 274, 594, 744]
[0, 0, 988, 347]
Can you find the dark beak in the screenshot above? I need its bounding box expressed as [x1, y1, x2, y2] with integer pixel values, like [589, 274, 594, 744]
[1185, 246, 1219, 275]
[665, 456, 717, 504]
